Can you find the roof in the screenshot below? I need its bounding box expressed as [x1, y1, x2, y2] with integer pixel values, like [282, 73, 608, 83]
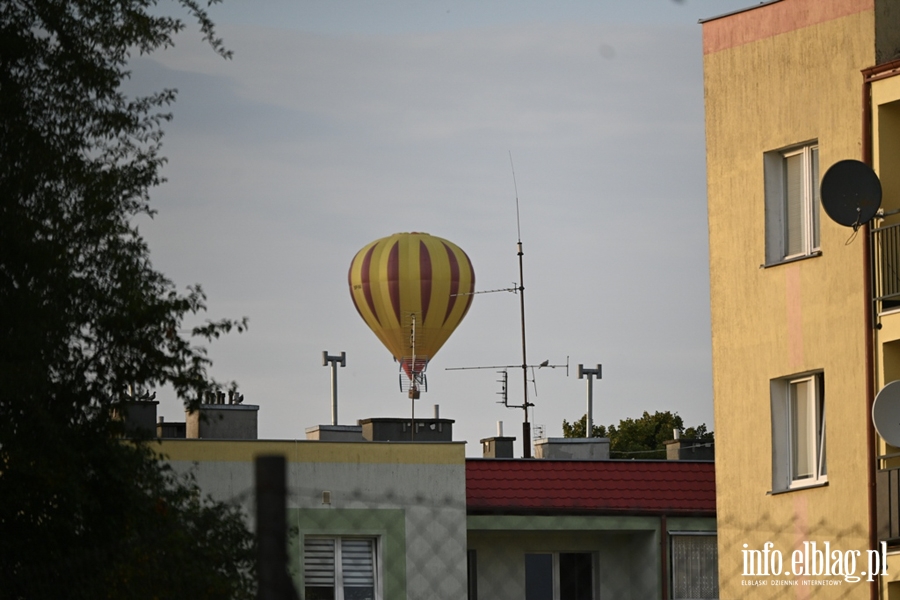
[466, 459, 716, 516]
[698, 0, 782, 24]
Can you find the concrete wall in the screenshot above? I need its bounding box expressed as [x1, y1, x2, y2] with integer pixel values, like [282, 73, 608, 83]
[703, 1, 882, 597]
[158, 440, 467, 600]
[533, 438, 610, 460]
[185, 404, 258, 439]
[664, 439, 714, 461]
[157, 420, 186, 438]
[304, 424, 365, 441]
[359, 417, 454, 442]
[480, 436, 516, 458]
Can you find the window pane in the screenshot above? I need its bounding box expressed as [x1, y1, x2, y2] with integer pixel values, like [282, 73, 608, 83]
[525, 554, 554, 600]
[811, 147, 820, 249]
[818, 379, 826, 476]
[305, 538, 336, 587]
[671, 535, 719, 599]
[791, 380, 814, 480]
[342, 539, 375, 600]
[344, 587, 375, 600]
[785, 153, 804, 256]
[559, 553, 592, 600]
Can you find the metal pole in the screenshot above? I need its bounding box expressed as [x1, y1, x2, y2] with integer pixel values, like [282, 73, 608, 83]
[331, 362, 338, 424]
[518, 241, 531, 458]
[322, 351, 346, 426]
[577, 364, 602, 438]
[509, 153, 532, 458]
[256, 455, 299, 600]
[861, 69, 878, 600]
[410, 315, 416, 440]
[587, 375, 593, 438]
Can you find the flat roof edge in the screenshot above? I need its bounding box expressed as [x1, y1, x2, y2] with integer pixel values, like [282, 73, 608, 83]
[466, 508, 717, 518]
[698, 0, 783, 24]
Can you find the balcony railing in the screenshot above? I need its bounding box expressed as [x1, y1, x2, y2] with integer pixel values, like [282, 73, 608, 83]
[876, 459, 900, 544]
[872, 222, 900, 308]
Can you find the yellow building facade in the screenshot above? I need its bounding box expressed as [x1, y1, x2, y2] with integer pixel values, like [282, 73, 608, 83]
[703, 0, 900, 598]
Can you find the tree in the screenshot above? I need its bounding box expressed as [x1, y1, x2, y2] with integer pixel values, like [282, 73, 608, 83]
[562, 411, 714, 459]
[561, 417, 608, 440]
[0, 1, 254, 597]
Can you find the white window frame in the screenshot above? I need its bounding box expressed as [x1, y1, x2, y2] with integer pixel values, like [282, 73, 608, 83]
[303, 536, 381, 600]
[764, 142, 820, 264]
[770, 372, 827, 492]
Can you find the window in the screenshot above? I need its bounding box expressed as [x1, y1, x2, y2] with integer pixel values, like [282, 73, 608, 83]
[304, 537, 378, 600]
[771, 372, 826, 491]
[670, 533, 719, 600]
[764, 142, 820, 263]
[525, 552, 595, 600]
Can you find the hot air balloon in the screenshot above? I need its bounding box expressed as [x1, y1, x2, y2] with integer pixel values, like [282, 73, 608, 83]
[348, 232, 475, 397]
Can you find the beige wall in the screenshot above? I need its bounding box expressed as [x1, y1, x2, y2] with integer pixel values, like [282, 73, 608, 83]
[703, 1, 879, 597]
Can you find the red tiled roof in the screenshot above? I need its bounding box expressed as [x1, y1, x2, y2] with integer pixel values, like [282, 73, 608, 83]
[466, 459, 716, 516]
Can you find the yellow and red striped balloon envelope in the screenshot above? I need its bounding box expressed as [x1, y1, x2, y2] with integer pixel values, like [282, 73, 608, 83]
[348, 232, 475, 378]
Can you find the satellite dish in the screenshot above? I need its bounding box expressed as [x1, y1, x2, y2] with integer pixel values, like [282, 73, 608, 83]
[820, 159, 882, 227]
[873, 380, 900, 447]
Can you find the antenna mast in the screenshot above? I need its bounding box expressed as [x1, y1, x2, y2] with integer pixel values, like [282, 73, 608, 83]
[510, 152, 533, 458]
[446, 155, 568, 457]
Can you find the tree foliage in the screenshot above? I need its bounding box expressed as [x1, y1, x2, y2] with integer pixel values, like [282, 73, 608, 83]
[562, 411, 714, 459]
[0, 1, 254, 597]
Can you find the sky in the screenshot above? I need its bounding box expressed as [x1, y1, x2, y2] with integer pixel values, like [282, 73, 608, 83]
[133, 0, 757, 456]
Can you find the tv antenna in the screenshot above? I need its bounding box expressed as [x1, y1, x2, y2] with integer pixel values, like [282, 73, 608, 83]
[446, 152, 568, 458]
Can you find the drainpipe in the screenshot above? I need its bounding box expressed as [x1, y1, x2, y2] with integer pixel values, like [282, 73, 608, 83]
[660, 515, 668, 600]
[863, 63, 877, 600]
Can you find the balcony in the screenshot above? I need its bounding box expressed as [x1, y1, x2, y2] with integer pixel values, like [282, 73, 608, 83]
[872, 222, 900, 312]
[876, 457, 900, 545]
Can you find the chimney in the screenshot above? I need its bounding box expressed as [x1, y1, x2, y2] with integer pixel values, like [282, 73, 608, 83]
[358, 417, 454, 442]
[186, 402, 259, 439]
[481, 423, 516, 458]
[664, 436, 714, 461]
[481, 437, 516, 458]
